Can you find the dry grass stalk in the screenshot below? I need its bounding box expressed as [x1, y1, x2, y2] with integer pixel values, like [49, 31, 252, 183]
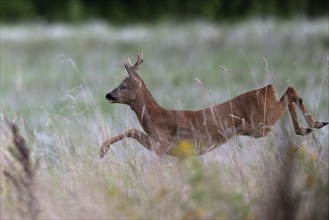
[2, 119, 39, 219]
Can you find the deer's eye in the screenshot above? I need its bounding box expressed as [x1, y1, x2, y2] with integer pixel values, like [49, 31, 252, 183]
[120, 84, 127, 90]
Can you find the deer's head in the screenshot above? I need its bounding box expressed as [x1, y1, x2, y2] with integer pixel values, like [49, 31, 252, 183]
[106, 51, 144, 105]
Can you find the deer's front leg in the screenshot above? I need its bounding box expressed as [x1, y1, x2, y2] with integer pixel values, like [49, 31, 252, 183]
[100, 129, 155, 158]
[100, 133, 126, 158]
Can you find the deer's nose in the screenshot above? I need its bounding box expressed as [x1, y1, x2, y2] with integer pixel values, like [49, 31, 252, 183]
[106, 93, 116, 103]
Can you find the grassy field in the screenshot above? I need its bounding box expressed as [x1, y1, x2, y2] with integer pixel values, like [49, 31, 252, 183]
[1, 19, 328, 219]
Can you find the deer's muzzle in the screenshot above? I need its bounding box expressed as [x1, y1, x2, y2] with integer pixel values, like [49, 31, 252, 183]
[106, 93, 116, 103]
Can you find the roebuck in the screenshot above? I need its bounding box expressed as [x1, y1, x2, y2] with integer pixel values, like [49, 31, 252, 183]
[100, 51, 328, 158]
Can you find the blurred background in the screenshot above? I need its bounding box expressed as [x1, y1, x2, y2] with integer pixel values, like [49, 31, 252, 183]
[1, 0, 328, 23]
[1, 1, 329, 219]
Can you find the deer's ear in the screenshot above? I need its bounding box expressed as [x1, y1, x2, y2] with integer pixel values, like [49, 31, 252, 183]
[124, 63, 142, 82]
[130, 72, 142, 82]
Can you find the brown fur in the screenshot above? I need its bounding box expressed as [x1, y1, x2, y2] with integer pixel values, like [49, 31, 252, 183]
[100, 51, 328, 158]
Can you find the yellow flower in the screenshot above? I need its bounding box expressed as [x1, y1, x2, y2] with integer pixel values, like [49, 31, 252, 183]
[172, 140, 195, 159]
[310, 153, 318, 161]
[288, 145, 299, 159]
[299, 145, 306, 153]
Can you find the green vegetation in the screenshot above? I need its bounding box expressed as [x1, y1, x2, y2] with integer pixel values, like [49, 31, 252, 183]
[1, 19, 328, 219]
[1, 0, 328, 23]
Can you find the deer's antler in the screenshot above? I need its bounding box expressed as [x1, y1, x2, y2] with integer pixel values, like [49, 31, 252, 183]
[124, 51, 144, 75]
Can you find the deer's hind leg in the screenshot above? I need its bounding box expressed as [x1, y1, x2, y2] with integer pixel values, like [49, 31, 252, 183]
[278, 87, 328, 135]
[288, 102, 313, 135]
[293, 93, 328, 129]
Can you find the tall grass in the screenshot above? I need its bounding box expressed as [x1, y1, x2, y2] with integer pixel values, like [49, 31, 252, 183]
[1, 19, 328, 219]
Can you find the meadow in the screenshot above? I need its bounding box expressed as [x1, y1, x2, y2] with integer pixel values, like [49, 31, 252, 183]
[1, 19, 328, 219]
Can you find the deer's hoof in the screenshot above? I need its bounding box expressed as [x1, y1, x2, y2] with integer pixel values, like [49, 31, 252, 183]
[99, 142, 110, 158]
[296, 127, 313, 136]
[312, 121, 328, 129]
[321, 122, 329, 128]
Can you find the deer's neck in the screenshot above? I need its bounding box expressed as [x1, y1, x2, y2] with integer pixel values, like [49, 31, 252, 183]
[130, 82, 166, 135]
